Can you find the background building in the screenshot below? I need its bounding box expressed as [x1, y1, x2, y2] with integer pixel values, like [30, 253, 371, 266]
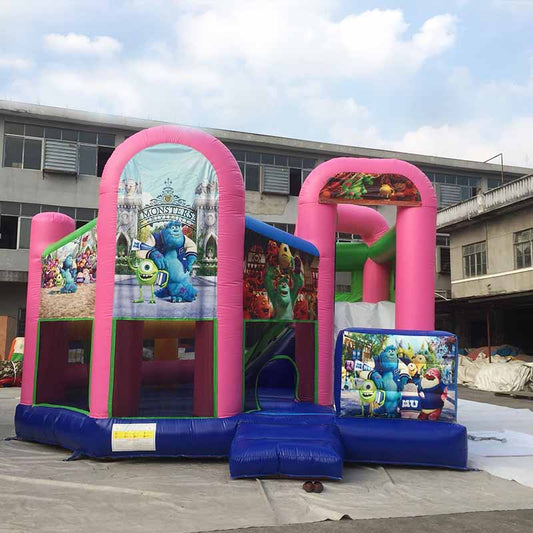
[1, 99, 532, 356]
[436, 174, 533, 352]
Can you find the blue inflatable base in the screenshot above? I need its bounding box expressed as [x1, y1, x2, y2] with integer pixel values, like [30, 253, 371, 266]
[15, 404, 468, 478]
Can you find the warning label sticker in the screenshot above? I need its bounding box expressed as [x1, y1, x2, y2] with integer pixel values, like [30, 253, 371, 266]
[111, 423, 156, 452]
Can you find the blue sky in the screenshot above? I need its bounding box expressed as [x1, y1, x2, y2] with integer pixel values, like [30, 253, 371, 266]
[1, 0, 533, 166]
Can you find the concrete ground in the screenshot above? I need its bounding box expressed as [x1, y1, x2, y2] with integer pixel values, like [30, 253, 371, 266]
[457, 384, 533, 410]
[213, 509, 533, 533]
[2, 385, 533, 533]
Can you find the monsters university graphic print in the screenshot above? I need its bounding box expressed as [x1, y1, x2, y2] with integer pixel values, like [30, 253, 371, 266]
[113, 143, 219, 319]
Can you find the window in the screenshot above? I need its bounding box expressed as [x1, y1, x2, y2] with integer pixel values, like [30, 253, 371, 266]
[336, 233, 361, 242]
[3, 121, 115, 175]
[79, 145, 97, 175]
[228, 148, 316, 195]
[269, 223, 295, 234]
[289, 168, 302, 196]
[18, 217, 32, 249]
[3, 122, 43, 170]
[0, 215, 18, 249]
[436, 234, 450, 247]
[463, 241, 487, 277]
[244, 164, 260, 191]
[438, 247, 450, 274]
[4, 136, 23, 167]
[0, 202, 97, 249]
[514, 228, 533, 269]
[97, 146, 114, 177]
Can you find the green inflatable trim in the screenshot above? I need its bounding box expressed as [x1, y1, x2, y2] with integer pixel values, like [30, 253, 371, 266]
[368, 227, 396, 264]
[42, 218, 97, 258]
[335, 242, 368, 271]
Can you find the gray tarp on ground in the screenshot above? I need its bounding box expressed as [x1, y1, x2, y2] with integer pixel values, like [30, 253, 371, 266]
[1, 388, 533, 533]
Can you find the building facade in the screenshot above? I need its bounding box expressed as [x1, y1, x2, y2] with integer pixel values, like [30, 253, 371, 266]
[1, 99, 531, 355]
[436, 175, 533, 352]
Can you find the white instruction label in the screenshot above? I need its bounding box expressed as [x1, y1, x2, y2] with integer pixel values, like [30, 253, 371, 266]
[112, 423, 156, 452]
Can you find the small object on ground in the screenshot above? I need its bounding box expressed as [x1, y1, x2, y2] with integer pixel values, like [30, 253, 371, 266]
[303, 480, 314, 492]
[313, 480, 324, 493]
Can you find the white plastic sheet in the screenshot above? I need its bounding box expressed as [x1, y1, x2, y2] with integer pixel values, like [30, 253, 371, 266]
[458, 355, 533, 392]
[459, 399, 533, 488]
[334, 301, 395, 341]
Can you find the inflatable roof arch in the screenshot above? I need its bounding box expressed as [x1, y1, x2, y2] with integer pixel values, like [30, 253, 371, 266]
[296, 158, 437, 405]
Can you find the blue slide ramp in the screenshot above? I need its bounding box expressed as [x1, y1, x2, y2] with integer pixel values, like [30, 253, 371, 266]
[229, 415, 344, 479]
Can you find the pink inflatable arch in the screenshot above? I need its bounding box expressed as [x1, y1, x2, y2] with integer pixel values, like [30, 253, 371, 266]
[336, 204, 390, 303]
[296, 157, 437, 406]
[91, 125, 245, 418]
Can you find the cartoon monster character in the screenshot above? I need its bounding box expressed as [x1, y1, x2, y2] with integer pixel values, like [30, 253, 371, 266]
[359, 380, 386, 417]
[54, 271, 64, 288]
[379, 183, 395, 199]
[406, 361, 421, 386]
[266, 240, 278, 266]
[250, 291, 273, 319]
[128, 258, 167, 304]
[293, 297, 309, 320]
[278, 243, 293, 271]
[146, 220, 198, 303]
[393, 180, 419, 202]
[60, 255, 77, 293]
[243, 278, 256, 309]
[368, 345, 409, 418]
[264, 250, 304, 319]
[411, 353, 427, 374]
[418, 368, 447, 420]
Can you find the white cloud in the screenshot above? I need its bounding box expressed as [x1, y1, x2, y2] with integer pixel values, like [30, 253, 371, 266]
[0, 56, 32, 70]
[176, 4, 457, 80]
[370, 118, 533, 168]
[44, 33, 122, 56]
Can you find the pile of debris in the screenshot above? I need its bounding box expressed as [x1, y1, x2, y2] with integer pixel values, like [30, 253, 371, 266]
[458, 345, 533, 394]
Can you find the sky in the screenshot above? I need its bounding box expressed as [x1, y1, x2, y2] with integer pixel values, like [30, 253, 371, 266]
[1, 0, 533, 167]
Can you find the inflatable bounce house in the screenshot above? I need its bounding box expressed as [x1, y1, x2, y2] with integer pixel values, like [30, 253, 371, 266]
[15, 126, 467, 479]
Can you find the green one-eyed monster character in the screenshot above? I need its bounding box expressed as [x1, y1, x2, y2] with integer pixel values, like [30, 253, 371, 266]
[128, 257, 168, 304]
[359, 379, 385, 417]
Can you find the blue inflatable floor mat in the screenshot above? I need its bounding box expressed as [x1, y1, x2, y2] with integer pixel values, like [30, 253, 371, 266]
[229, 418, 344, 480]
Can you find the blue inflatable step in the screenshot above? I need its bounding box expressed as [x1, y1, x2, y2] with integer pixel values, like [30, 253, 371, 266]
[229, 420, 344, 479]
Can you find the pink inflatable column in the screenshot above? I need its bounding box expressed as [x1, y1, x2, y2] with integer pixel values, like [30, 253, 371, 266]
[393, 162, 437, 330]
[20, 213, 76, 405]
[395, 206, 436, 329]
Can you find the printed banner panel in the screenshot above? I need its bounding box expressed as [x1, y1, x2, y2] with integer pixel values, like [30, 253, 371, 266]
[244, 228, 318, 321]
[114, 143, 218, 319]
[40, 224, 97, 319]
[319, 172, 421, 206]
[339, 331, 457, 422]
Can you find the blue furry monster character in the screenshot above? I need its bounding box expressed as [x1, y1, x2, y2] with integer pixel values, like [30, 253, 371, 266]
[146, 220, 198, 303]
[368, 345, 409, 418]
[60, 255, 77, 293]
